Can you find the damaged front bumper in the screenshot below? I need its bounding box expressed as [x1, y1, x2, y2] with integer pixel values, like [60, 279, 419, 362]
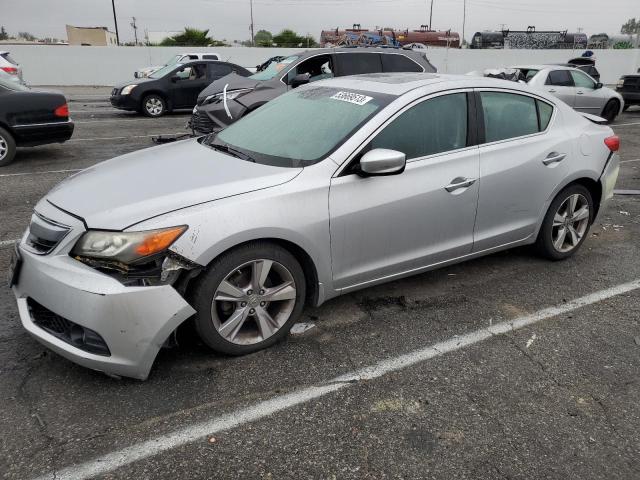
[189, 99, 248, 135]
[11, 204, 196, 380]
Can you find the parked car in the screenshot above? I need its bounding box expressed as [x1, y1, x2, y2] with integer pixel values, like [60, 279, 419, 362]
[0, 76, 73, 166]
[0, 51, 23, 81]
[11, 73, 620, 379]
[510, 65, 624, 122]
[134, 52, 221, 78]
[616, 74, 640, 111]
[189, 47, 437, 134]
[111, 60, 251, 117]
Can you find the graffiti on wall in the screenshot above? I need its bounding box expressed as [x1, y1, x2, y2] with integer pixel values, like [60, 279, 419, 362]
[504, 31, 564, 49]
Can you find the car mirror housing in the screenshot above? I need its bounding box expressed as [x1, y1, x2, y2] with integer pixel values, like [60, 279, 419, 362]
[290, 73, 311, 88]
[595, 82, 603, 89]
[358, 149, 406, 177]
[170, 75, 181, 83]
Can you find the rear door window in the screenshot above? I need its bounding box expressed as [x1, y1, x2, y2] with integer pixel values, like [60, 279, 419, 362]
[480, 92, 539, 142]
[336, 53, 382, 76]
[381, 54, 423, 73]
[208, 63, 232, 79]
[537, 100, 554, 130]
[367, 93, 468, 160]
[546, 70, 574, 87]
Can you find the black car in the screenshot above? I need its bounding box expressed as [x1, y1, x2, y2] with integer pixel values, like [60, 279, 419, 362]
[616, 74, 640, 111]
[190, 47, 437, 134]
[0, 74, 73, 167]
[110, 60, 252, 117]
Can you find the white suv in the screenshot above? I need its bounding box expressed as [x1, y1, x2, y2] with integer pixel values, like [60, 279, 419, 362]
[134, 52, 220, 78]
[0, 51, 22, 81]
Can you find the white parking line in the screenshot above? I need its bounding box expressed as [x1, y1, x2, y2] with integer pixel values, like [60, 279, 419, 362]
[612, 121, 640, 127]
[0, 239, 18, 248]
[67, 133, 185, 142]
[0, 168, 82, 178]
[38, 278, 640, 480]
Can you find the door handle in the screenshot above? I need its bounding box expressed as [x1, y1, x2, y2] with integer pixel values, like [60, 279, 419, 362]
[548, 89, 557, 93]
[576, 91, 584, 95]
[445, 177, 477, 193]
[542, 152, 566, 165]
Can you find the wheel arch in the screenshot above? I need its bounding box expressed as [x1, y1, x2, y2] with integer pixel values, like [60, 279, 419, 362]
[140, 90, 170, 111]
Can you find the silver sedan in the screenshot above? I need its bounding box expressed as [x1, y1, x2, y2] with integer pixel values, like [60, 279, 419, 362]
[512, 64, 625, 122]
[11, 73, 620, 379]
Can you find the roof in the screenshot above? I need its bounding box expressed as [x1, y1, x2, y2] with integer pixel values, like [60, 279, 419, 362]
[510, 64, 581, 72]
[313, 72, 541, 97]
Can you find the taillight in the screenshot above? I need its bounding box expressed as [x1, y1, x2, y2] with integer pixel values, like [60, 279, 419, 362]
[604, 135, 620, 152]
[54, 103, 69, 118]
[1, 66, 18, 75]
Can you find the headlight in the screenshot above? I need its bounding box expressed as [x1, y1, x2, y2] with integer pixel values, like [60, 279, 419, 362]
[203, 88, 252, 105]
[121, 84, 138, 95]
[72, 226, 187, 264]
[616, 79, 624, 88]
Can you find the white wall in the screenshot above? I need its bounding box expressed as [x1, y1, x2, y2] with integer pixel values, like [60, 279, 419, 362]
[7, 45, 640, 86]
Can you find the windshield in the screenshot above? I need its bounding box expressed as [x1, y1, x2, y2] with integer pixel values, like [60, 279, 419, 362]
[249, 55, 298, 81]
[165, 54, 182, 66]
[0, 71, 28, 91]
[149, 63, 179, 79]
[209, 86, 393, 167]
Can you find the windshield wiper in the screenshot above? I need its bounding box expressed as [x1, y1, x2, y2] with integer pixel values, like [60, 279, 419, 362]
[209, 142, 256, 163]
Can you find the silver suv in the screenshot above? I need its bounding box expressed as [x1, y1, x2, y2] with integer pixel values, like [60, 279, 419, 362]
[0, 51, 22, 81]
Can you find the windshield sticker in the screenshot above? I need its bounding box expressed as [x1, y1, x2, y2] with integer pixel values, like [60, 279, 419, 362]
[330, 91, 373, 106]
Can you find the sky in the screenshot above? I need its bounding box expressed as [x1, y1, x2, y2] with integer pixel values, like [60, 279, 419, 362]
[1, 0, 636, 43]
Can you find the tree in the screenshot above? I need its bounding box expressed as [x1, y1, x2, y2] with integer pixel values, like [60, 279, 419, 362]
[272, 29, 317, 47]
[621, 18, 639, 35]
[0, 27, 8, 41]
[18, 31, 37, 41]
[254, 29, 273, 47]
[160, 27, 214, 46]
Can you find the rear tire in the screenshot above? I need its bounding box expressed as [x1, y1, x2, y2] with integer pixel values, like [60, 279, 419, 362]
[190, 241, 306, 356]
[0, 126, 17, 167]
[141, 94, 166, 117]
[602, 99, 619, 124]
[535, 184, 594, 261]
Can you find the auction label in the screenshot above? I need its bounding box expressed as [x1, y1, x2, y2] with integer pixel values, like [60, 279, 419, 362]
[330, 91, 373, 106]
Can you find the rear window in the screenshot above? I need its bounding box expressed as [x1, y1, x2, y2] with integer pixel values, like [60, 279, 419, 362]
[336, 53, 382, 76]
[203, 54, 219, 60]
[546, 70, 573, 87]
[381, 54, 423, 73]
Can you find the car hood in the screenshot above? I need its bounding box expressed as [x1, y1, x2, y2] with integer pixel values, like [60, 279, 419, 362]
[43, 139, 302, 230]
[114, 77, 156, 90]
[197, 72, 264, 101]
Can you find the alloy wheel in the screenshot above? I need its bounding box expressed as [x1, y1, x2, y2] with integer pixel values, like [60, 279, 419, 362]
[211, 259, 297, 345]
[145, 97, 163, 116]
[0, 135, 7, 160]
[551, 193, 590, 253]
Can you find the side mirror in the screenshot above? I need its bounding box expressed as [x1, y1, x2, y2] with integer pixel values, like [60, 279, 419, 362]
[170, 75, 180, 83]
[290, 73, 310, 88]
[595, 82, 603, 89]
[358, 149, 406, 177]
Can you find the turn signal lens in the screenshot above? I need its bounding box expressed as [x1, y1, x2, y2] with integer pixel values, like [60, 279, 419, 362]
[54, 103, 69, 118]
[135, 226, 187, 256]
[604, 135, 620, 152]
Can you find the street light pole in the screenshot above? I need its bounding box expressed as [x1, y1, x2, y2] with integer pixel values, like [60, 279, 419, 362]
[111, 0, 120, 46]
[249, 0, 255, 46]
[429, 0, 434, 30]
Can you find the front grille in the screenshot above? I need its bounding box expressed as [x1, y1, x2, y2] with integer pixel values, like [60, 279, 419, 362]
[190, 111, 215, 134]
[25, 212, 71, 255]
[28, 299, 111, 356]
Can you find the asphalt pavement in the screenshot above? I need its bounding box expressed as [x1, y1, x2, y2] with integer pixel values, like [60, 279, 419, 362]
[0, 90, 639, 480]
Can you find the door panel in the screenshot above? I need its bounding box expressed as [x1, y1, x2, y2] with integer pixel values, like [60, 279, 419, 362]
[473, 93, 571, 251]
[570, 70, 604, 113]
[329, 148, 479, 289]
[545, 70, 576, 107]
[170, 64, 209, 108]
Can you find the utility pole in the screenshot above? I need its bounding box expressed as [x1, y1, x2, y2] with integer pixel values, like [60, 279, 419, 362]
[429, 0, 434, 30]
[462, 0, 466, 47]
[249, 0, 255, 46]
[111, 0, 120, 45]
[130, 16, 138, 45]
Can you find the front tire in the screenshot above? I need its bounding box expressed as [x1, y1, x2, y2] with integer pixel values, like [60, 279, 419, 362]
[602, 99, 619, 124]
[0, 126, 17, 167]
[142, 94, 166, 117]
[190, 242, 306, 355]
[535, 185, 594, 261]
